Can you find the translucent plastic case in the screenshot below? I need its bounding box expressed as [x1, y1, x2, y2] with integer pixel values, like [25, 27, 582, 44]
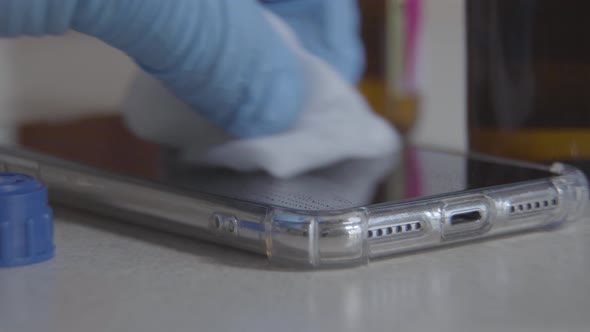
[0, 146, 587, 269]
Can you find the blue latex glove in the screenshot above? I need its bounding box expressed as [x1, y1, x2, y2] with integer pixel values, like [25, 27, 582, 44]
[262, 0, 365, 83]
[0, 0, 364, 137]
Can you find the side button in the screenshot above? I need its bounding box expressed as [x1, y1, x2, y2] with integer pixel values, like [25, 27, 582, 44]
[210, 213, 239, 236]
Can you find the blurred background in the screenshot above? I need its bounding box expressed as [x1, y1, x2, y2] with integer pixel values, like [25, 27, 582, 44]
[0, 0, 467, 150]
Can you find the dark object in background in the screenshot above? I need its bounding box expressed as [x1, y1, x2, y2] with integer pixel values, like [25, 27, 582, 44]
[18, 115, 161, 178]
[358, 0, 419, 134]
[467, 0, 590, 174]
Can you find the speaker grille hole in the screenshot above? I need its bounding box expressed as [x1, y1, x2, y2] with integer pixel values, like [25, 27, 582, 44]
[509, 198, 558, 215]
[368, 222, 423, 239]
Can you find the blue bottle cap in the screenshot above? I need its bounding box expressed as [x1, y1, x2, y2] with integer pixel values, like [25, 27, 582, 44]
[0, 172, 54, 267]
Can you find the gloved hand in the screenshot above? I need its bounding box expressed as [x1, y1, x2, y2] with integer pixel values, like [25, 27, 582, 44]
[121, 11, 397, 178]
[0, 0, 364, 137]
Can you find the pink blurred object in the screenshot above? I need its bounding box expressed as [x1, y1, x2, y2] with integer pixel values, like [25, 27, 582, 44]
[403, 0, 422, 92]
[405, 147, 423, 198]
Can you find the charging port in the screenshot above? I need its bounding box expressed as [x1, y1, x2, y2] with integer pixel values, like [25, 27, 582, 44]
[450, 211, 482, 225]
[442, 198, 491, 239]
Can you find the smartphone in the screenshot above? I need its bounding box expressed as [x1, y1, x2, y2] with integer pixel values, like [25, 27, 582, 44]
[0, 143, 587, 268]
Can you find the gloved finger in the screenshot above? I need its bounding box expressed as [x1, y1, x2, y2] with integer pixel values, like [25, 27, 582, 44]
[261, 0, 365, 83]
[0, 0, 306, 138]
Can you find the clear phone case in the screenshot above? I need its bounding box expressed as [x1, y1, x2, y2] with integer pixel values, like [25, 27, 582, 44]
[0, 147, 588, 269]
[266, 163, 588, 267]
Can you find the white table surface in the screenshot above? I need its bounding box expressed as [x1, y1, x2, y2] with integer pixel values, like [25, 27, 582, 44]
[1, 208, 589, 332]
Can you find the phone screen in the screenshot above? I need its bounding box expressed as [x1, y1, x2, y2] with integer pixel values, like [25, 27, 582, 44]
[9, 115, 557, 210]
[157, 148, 557, 210]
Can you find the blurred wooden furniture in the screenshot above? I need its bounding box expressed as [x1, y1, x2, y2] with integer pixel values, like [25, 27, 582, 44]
[18, 114, 161, 178]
